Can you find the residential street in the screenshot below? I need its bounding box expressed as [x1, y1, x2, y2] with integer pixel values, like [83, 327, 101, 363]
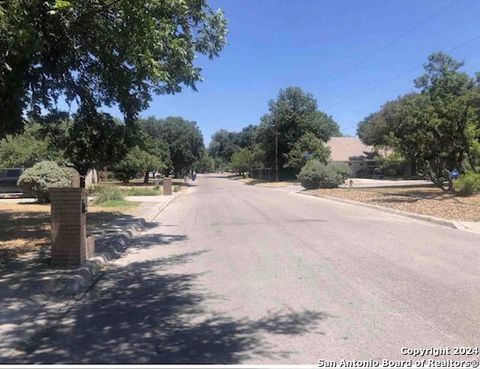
[19, 174, 480, 364]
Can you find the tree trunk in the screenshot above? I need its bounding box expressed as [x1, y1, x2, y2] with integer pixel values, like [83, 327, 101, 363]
[144, 170, 149, 184]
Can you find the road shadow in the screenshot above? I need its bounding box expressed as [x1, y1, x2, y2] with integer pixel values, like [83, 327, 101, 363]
[0, 225, 189, 362]
[15, 252, 329, 364]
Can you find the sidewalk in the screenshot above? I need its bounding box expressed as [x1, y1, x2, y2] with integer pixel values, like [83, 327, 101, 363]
[126, 195, 177, 222]
[0, 193, 180, 361]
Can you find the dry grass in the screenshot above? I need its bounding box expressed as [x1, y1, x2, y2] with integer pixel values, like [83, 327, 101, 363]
[0, 202, 139, 264]
[234, 177, 299, 187]
[306, 186, 480, 222]
[0, 203, 50, 264]
[255, 180, 299, 188]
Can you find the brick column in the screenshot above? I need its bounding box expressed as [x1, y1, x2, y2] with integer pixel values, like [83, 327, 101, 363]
[49, 188, 95, 266]
[163, 177, 173, 196]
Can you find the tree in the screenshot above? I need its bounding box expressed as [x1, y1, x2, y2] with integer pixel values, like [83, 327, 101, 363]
[357, 93, 422, 175]
[142, 117, 204, 177]
[285, 132, 331, 171]
[0, 0, 228, 137]
[113, 146, 165, 182]
[356, 52, 480, 190]
[138, 135, 171, 182]
[237, 124, 258, 149]
[256, 87, 341, 170]
[62, 107, 129, 185]
[413, 52, 480, 183]
[250, 146, 266, 170]
[0, 123, 61, 168]
[208, 129, 241, 164]
[193, 151, 216, 173]
[230, 148, 252, 177]
[357, 111, 392, 147]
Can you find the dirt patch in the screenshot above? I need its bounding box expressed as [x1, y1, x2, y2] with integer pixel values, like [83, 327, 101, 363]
[0, 203, 51, 264]
[306, 186, 480, 222]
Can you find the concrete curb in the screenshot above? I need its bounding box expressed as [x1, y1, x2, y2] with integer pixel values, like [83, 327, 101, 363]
[38, 219, 146, 296]
[298, 191, 479, 233]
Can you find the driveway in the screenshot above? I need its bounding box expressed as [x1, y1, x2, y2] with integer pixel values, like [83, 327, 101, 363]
[16, 174, 480, 364]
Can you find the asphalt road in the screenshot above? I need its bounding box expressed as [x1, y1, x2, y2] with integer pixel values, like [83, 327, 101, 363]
[20, 174, 480, 364]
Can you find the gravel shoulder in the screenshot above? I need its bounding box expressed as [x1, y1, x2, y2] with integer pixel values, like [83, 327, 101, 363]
[304, 186, 480, 222]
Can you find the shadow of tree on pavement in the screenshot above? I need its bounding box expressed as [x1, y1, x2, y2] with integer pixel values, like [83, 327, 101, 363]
[16, 250, 329, 364]
[0, 216, 186, 362]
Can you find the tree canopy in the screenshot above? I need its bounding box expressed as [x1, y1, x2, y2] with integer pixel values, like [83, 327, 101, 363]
[0, 122, 60, 168]
[256, 87, 341, 169]
[230, 148, 252, 176]
[61, 107, 129, 179]
[357, 52, 480, 190]
[208, 87, 340, 176]
[0, 0, 228, 137]
[140, 116, 204, 176]
[113, 146, 166, 182]
[285, 132, 331, 171]
[208, 129, 241, 164]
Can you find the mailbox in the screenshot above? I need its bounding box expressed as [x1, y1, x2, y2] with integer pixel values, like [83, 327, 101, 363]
[49, 188, 95, 266]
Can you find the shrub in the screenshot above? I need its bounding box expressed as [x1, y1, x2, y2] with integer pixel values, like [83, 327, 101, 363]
[17, 161, 71, 203]
[376, 152, 408, 177]
[298, 160, 350, 189]
[454, 172, 480, 196]
[92, 184, 124, 205]
[121, 187, 161, 196]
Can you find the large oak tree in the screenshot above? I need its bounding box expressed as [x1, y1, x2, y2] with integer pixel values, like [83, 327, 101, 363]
[0, 0, 228, 136]
[357, 53, 480, 190]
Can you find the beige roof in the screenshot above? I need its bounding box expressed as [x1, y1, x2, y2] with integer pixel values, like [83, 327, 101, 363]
[326, 137, 374, 161]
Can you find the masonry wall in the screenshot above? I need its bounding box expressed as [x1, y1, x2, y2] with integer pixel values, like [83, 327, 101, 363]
[50, 188, 90, 266]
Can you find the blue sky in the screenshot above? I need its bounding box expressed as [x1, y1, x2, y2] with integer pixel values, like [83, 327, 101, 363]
[139, 0, 480, 144]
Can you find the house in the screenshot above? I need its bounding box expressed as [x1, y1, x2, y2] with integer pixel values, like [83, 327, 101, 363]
[326, 137, 376, 177]
[326, 136, 415, 178]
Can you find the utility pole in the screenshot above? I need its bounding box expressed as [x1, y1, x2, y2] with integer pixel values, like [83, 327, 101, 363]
[274, 118, 279, 182]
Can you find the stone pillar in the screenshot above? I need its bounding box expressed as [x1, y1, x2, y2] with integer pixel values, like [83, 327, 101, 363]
[49, 188, 95, 266]
[163, 177, 173, 196]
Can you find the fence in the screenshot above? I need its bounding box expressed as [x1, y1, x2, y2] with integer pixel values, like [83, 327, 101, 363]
[249, 168, 273, 181]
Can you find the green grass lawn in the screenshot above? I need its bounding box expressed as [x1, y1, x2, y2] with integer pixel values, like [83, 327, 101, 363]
[119, 187, 163, 196]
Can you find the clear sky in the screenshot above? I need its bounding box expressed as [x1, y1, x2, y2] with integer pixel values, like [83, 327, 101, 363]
[139, 0, 480, 144]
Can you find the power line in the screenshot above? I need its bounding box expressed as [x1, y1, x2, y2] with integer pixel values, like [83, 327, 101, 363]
[356, 0, 460, 65]
[317, 0, 461, 90]
[327, 33, 480, 112]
